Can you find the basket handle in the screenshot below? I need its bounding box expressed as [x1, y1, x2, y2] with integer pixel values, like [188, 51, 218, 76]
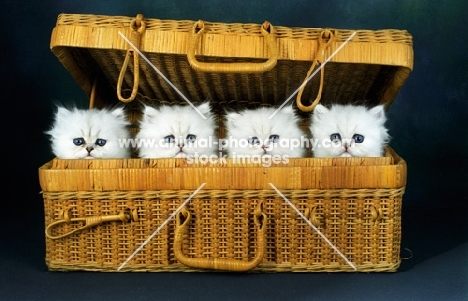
[304, 205, 322, 228]
[296, 29, 336, 112]
[174, 203, 267, 271]
[187, 20, 278, 73]
[369, 205, 383, 225]
[304, 204, 383, 227]
[45, 208, 139, 240]
[117, 14, 146, 103]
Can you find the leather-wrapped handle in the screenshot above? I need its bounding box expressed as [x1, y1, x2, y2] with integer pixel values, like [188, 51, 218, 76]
[45, 208, 139, 240]
[174, 205, 267, 271]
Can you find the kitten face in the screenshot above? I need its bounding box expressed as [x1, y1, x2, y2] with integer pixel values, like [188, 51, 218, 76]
[136, 102, 218, 158]
[46, 107, 131, 159]
[224, 106, 306, 158]
[310, 104, 389, 157]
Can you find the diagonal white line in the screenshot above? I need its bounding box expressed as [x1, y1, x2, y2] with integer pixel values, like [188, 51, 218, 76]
[269, 183, 357, 270]
[118, 31, 207, 120]
[117, 183, 206, 271]
[268, 31, 357, 119]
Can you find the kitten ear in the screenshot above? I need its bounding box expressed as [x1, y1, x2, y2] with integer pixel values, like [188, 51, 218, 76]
[56, 106, 72, 118]
[110, 107, 126, 119]
[46, 107, 68, 137]
[196, 102, 212, 117]
[143, 105, 159, 119]
[54, 107, 76, 126]
[280, 105, 294, 115]
[278, 105, 300, 123]
[225, 111, 239, 120]
[312, 104, 329, 120]
[225, 112, 241, 128]
[369, 105, 386, 122]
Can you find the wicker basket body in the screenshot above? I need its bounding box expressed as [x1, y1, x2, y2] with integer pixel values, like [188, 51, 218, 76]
[40, 13, 413, 272]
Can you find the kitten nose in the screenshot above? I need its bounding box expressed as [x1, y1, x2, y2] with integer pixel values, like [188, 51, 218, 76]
[86, 146, 94, 153]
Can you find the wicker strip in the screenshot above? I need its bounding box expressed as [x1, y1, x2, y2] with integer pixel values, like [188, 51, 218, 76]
[42, 187, 404, 201]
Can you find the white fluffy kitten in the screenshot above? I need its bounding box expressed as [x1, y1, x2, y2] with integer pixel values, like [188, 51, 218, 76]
[46, 106, 131, 159]
[310, 104, 390, 157]
[136, 102, 218, 158]
[224, 106, 306, 158]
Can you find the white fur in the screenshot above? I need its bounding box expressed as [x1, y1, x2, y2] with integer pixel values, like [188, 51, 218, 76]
[310, 104, 390, 157]
[136, 102, 218, 158]
[46, 106, 131, 159]
[224, 106, 306, 158]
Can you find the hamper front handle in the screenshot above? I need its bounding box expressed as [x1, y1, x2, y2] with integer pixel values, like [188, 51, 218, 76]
[174, 205, 267, 272]
[187, 20, 278, 73]
[45, 208, 139, 240]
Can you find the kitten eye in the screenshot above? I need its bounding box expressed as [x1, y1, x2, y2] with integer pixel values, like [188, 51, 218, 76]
[186, 134, 197, 143]
[73, 138, 85, 146]
[164, 135, 175, 143]
[330, 133, 341, 142]
[248, 137, 260, 145]
[352, 134, 365, 143]
[269, 134, 280, 143]
[95, 139, 107, 147]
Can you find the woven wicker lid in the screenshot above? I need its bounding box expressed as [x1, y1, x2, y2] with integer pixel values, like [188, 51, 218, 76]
[50, 13, 413, 112]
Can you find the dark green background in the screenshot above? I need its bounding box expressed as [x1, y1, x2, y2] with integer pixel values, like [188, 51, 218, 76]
[1, 1, 467, 299]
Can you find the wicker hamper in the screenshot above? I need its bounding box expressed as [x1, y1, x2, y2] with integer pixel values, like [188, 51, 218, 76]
[39, 13, 413, 272]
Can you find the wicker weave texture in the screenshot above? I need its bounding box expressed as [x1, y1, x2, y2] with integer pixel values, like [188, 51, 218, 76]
[49, 13, 413, 110]
[43, 188, 403, 272]
[39, 148, 405, 191]
[40, 148, 405, 272]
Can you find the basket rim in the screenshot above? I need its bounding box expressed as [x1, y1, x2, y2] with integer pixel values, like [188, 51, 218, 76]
[38, 147, 406, 191]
